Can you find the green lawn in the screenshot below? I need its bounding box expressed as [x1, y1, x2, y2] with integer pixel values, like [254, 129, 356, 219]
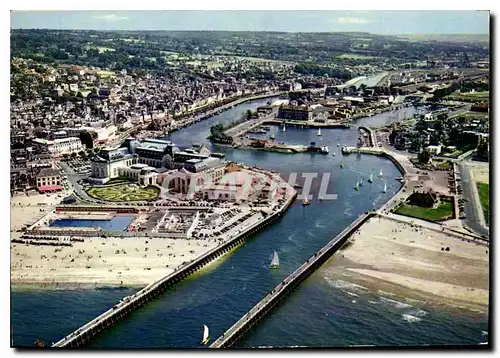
[395, 200, 454, 222]
[476, 182, 490, 223]
[87, 184, 160, 202]
[436, 161, 453, 170]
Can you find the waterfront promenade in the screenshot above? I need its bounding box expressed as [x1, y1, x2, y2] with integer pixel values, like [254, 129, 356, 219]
[51, 190, 297, 348]
[209, 212, 375, 348]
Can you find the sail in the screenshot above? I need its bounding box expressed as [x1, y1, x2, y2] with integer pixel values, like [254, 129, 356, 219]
[379, 169, 383, 176]
[271, 251, 279, 267]
[203, 325, 209, 342]
[317, 128, 321, 136]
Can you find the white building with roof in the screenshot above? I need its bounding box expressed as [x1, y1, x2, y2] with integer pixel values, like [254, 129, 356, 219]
[32, 137, 84, 157]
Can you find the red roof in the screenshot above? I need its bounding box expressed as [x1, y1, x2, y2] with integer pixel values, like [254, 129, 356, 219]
[38, 185, 62, 192]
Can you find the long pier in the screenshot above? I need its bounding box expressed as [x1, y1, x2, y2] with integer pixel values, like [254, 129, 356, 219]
[209, 212, 376, 348]
[51, 192, 297, 348]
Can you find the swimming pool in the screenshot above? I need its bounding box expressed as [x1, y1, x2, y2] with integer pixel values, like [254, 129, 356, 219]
[49, 216, 135, 232]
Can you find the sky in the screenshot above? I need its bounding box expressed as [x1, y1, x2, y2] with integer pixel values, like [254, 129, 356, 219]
[10, 10, 489, 34]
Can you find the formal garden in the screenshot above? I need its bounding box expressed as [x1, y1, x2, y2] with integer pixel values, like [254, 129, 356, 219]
[86, 183, 160, 202]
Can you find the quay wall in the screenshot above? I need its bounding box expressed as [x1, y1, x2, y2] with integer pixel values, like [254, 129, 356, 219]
[210, 212, 375, 348]
[52, 191, 297, 348]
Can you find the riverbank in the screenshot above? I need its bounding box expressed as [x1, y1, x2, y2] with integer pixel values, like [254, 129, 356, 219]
[322, 215, 489, 313]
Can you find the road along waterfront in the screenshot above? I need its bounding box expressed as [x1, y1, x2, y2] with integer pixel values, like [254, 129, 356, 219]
[11, 99, 488, 348]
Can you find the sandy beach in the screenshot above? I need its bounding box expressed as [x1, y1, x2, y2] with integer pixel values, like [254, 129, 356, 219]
[10, 193, 219, 289]
[321, 215, 489, 312]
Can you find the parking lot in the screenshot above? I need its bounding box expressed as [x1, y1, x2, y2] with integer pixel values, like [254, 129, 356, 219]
[64, 157, 91, 174]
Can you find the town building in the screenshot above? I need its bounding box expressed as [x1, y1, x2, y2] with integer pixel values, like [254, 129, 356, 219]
[36, 168, 62, 193]
[277, 104, 313, 121]
[31, 137, 84, 157]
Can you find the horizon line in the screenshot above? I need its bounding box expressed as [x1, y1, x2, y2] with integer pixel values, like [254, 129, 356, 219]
[9, 28, 490, 36]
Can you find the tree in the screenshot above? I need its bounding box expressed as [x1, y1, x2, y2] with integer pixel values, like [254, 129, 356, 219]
[79, 131, 94, 149]
[418, 149, 431, 164]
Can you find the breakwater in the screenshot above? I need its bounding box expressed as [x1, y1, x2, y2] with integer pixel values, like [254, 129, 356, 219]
[209, 212, 375, 348]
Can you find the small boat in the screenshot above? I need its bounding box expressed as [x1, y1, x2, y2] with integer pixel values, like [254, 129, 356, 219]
[320, 145, 329, 154]
[383, 182, 387, 193]
[340, 162, 344, 168]
[359, 177, 364, 187]
[317, 128, 322, 136]
[332, 152, 336, 156]
[368, 172, 373, 183]
[302, 198, 311, 206]
[379, 169, 383, 177]
[270, 250, 280, 269]
[282, 124, 286, 132]
[270, 129, 275, 140]
[337, 143, 340, 147]
[354, 178, 359, 191]
[201, 325, 211, 345]
[34, 339, 44, 347]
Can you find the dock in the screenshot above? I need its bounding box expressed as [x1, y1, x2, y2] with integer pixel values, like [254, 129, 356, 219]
[209, 212, 375, 348]
[51, 192, 297, 348]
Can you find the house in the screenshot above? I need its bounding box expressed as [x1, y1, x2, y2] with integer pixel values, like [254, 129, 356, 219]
[36, 168, 62, 193]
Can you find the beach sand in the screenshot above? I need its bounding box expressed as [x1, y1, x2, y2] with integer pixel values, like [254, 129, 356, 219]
[470, 163, 489, 184]
[10, 193, 218, 289]
[321, 215, 489, 312]
[11, 236, 217, 288]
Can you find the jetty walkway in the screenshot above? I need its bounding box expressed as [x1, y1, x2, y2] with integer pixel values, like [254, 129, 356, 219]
[209, 212, 375, 348]
[51, 192, 297, 348]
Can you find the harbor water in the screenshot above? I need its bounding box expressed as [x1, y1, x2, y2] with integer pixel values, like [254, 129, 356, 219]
[11, 98, 488, 348]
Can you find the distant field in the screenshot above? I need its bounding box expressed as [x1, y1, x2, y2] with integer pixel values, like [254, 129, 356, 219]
[446, 91, 489, 102]
[396, 34, 489, 44]
[97, 70, 115, 77]
[337, 53, 377, 60]
[476, 183, 489, 223]
[395, 200, 454, 221]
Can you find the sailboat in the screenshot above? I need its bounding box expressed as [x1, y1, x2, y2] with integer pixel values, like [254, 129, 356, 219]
[282, 123, 286, 132]
[270, 250, 280, 269]
[332, 152, 336, 156]
[201, 325, 211, 345]
[302, 198, 311, 206]
[383, 182, 387, 193]
[379, 169, 383, 177]
[317, 128, 322, 136]
[270, 129, 275, 140]
[368, 172, 373, 183]
[359, 177, 364, 187]
[340, 162, 344, 168]
[337, 143, 340, 147]
[354, 178, 360, 191]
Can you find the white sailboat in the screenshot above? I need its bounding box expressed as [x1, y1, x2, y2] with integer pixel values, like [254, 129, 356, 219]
[368, 172, 373, 183]
[379, 169, 383, 177]
[317, 128, 322, 136]
[201, 325, 210, 345]
[270, 250, 280, 269]
[354, 178, 360, 191]
[282, 123, 286, 132]
[383, 181, 387, 193]
[332, 152, 336, 156]
[359, 177, 364, 187]
[270, 129, 275, 140]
